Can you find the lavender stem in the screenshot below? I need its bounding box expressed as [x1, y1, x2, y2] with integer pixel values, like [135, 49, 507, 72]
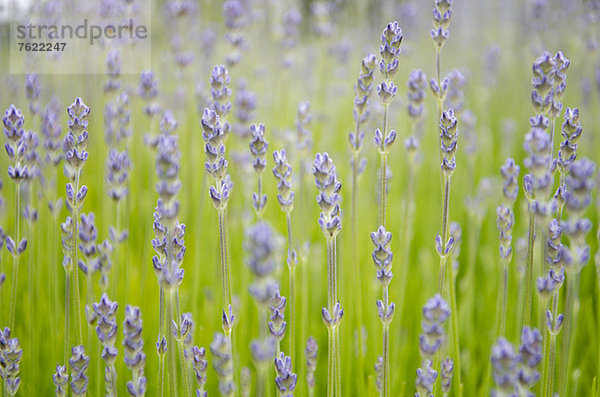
[523, 209, 536, 327]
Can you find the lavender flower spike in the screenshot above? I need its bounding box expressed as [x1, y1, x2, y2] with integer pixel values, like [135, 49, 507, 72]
[69, 345, 90, 396]
[490, 338, 519, 397]
[274, 352, 297, 396]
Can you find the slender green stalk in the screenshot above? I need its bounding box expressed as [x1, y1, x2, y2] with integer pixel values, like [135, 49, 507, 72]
[560, 272, 580, 396]
[437, 177, 451, 294]
[382, 285, 390, 397]
[380, 105, 389, 227]
[285, 211, 296, 367]
[9, 184, 21, 329]
[545, 334, 557, 397]
[449, 262, 462, 397]
[398, 160, 414, 319]
[350, 120, 365, 395]
[158, 287, 165, 397]
[218, 209, 232, 312]
[523, 208, 536, 327]
[166, 290, 178, 397]
[175, 291, 190, 397]
[64, 272, 70, 364]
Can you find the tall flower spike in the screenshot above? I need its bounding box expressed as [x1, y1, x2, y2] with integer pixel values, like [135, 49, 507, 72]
[353, 53, 377, 127]
[407, 69, 428, 121]
[210, 333, 235, 396]
[123, 305, 146, 396]
[518, 327, 543, 391]
[274, 352, 297, 396]
[272, 150, 294, 213]
[419, 294, 450, 358]
[210, 65, 232, 120]
[379, 21, 403, 80]
[439, 108, 459, 178]
[244, 222, 279, 306]
[313, 152, 342, 238]
[431, 0, 453, 48]
[191, 346, 208, 397]
[491, 338, 519, 396]
[0, 329, 22, 396]
[249, 123, 268, 216]
[500, 158, 520, 204]
[69, 345, 90, 396]
[415, 359, 437, 396]
[53, 364, 68, 396]
[93, 294, 119, 396]
[305, 337, 318, 392]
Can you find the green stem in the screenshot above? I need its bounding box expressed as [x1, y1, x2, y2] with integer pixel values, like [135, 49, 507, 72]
[380, 103, 389, 228]
[449, 262, 462, 397]
[9, 184, 20, 330]
[167, 290, 178, 397]
[560, 272, 580, 396]
[175, 291, 190, 397]
[437, 177, 451, 294]
[382, 283, 390, 397]
[158, 287, 165, 397]
[285, 211, 296, 368]
[218, 209, 231, 311]
[499, 264, 508, 337]
[523, 207, 536, 327]
[398, 161, 414, 319]
[64, 272, 70, 364]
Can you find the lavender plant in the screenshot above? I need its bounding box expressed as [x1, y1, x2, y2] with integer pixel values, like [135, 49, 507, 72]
[69, 345, 90, 396]
[272, 149, 297, 365]
[274, 352, 297, 396]
[313, 152, 343, 397]
[490, 338, 519, 396]
[0, 328, 22, 396]
[305, 337, 318, 397]
[375, 22, 401, 226]
[151, 111, 188, 396]
[53, 364, 68, 396]
[2, 105, 29, 330]
[123, 305, 147, 397]
[249, 123, 268, 219]
[92, 294, 119, 396]
[370, 226, 395, 397]
[61, 97, 91, 356]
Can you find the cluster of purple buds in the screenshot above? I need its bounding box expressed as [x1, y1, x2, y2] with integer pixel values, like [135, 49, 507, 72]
[210, 65, 232, 120]
[3, 105, 31, 184]
[407, 69, 428, 122]
[115, 91, 132, 144]
[371, 227, 395, 322]
[444, 69, 466, 113]
[557, 107, 582, 176]
[517, 327, 543, 391]
[21, 128, 40, 187]
[439, 109, 458, 178]
[415, 359, 437, 397]
[249, 123, 268, 215]
[0, 328, 22, 396]
[244, 222, 279, 306]
[353, 53, 377, 128]
[191, 346, 208, 397]
[313, 153, 342, 238]
[379, 21, 403, 80]
[223, 0, 246, 67]
[106, 149, 131, 202]
[311, 2, 333, 37]
[250, 336, 276, 369]
[173, 312, 193, 349]
[274, 352, 297, 396]
[69, 345, 90, 396]
[441, 358, 454, 394]
[234, 80, 256, 137]
[305, 337, 318, 390]
[41, 97, 63, 168]
[139, 70, 160, 117]
[531, 51, 570, 117]
[374, 356, 383, 394]
[123, 305, 146, 396]
[296, 101, 313, 153]
[78, 213, 100, 296]
[497, 206, 515, 263]
[25, 74, 41, 116]
[562, 158, 595, 273]
[92, 294, 119, 389]
[152, 112, 186, 292]
[419, 294, 450, 358]
[272, 150, 294, 213]
[500, 158, 520, 204]
[431, 0, 452, 48]
[523, 115, 554, 218]
[104, 50, 121, 93]
[268, 290, 287, 344]
[64, 97, 90, 182]
[490, 338, 519, 396]
[202, 108, 233, 211]
[544, 219, 568, 271]
[53, 364, 68, 396]
[281, 8, 302, 67]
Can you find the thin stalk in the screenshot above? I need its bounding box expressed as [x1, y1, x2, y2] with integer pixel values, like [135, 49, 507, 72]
[175, 291, 190, 397]
[523, 208, 536, 327]
[449, 263, 462, 397]
[218, 209, 231, 312]
[72, 169, 84, 345]
[499, 263, 508, 337]
[380, 103, 389, 227]
[285, 211, 296, 368]
[437, 177, 451, 294]
[166, 290, 178, 397]
[382, 283, 390, 397]
[350, 144, 365, 396]
[332, 237, 341, 397]
[9, 185, 21, 329]
[158, 287, 165, 397]
[64, 272, 70, 364]
[560, 272, 580, 396]
[191, 170, 207, 321]
[545, 334, 557, 397]
[398, 161, 414, 318]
